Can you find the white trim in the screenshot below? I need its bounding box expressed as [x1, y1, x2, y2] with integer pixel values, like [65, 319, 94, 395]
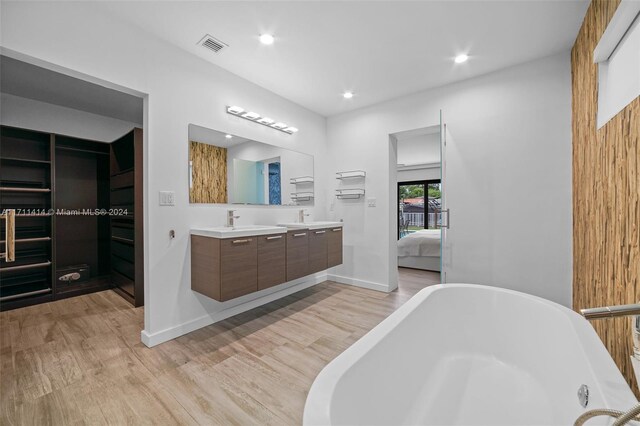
[593, 0, 640, 63]
[140, 273, 327, 347]
[327, 273, 390, 293]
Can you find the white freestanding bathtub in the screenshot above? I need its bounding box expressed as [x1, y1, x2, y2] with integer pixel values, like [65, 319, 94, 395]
[304, 284, 637, 426]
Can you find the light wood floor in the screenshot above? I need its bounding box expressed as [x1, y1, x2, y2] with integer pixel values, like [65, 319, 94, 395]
[0, 268, 439, 425]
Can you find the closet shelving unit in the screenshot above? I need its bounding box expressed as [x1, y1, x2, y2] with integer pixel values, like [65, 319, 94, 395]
[0, 125, 144, 311]
[109, 129, 144, 307]
[335, 170, 366, 200]
[0, 127, 55, 308]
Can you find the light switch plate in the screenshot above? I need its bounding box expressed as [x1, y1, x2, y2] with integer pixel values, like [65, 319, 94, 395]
[159, 191, 175, 206]
[367, 197, 376, 207]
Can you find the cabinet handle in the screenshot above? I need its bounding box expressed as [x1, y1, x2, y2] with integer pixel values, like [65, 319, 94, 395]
[266, 235, 282, 240]
[293, 233, 307, 237]
[332, 228, 342, 232]
[232, 239, 251, 244]
[315, 230, 326, 234]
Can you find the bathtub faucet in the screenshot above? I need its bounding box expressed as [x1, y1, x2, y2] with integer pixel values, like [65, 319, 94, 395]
[580, 303, 640, 320]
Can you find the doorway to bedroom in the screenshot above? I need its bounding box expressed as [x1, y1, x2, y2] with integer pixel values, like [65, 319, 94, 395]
[393, 124, 442, 277]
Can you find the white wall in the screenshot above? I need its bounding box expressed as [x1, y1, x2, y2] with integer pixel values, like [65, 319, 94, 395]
[326, 52, 573, 306]
[396, 133, 440, 165]
[0, 93, 140, 142]
[1, 1, 328, 346]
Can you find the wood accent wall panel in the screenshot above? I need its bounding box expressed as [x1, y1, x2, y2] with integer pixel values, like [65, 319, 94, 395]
[189, 141, 228, 203]
[572, 0, 640, 395]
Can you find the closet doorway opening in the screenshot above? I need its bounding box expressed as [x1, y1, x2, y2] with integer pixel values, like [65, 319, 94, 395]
[0, 54, 146, 311]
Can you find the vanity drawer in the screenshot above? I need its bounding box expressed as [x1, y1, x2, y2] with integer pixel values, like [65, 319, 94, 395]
[308, 229, 328, 273]
[220, 237, 257, 301]
[328, 227, 343, 267]
[286, 230, 309, 281]
[258, 234, 286, 291]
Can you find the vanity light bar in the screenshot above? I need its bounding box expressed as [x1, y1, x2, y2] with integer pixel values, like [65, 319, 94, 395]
[226, 105, 299, 135]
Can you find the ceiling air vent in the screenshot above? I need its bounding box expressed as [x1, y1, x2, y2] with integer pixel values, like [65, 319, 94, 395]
[198, 34, 228, 53]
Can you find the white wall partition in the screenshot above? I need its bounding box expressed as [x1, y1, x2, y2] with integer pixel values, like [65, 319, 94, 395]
[326, 52, 573, 306]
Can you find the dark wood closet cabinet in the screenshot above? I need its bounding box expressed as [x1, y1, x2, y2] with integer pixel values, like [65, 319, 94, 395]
[0, 125, 143, 311]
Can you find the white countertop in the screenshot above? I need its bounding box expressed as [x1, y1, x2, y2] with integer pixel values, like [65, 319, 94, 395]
[277, 221, 343, 230]
[190, 225, 288, 239]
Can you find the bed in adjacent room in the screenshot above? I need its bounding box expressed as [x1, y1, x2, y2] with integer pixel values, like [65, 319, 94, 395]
[397, 229, 441, 271]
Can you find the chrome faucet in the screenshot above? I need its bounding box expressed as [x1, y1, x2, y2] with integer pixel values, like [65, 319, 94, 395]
[299, 209, 310, 223]
[580, 303, 640, 320]
[226, 209, 240, 227]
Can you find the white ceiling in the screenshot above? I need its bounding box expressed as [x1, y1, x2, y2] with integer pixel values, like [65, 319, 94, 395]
[98, 1, 589, 117]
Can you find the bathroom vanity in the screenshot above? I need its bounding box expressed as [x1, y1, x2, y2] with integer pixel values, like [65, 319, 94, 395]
[191, 222, 343, 302]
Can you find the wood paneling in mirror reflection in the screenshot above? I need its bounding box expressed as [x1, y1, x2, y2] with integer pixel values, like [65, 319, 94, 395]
[572, 0, 640, 396]
[190, 141, 228, 203]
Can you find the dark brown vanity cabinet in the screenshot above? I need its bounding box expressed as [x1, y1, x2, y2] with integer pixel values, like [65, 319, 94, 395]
[191, 227, 343, 303]
[308, 229, 328, 273]
[192, 233, 287, 301]
[257, 234, 286, 291]
[286, 230, 309, 281]
[328, 227, 343, 268]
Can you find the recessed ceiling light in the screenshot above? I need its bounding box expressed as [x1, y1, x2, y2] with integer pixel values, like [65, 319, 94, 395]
[259, 34, 275, 45]
[284, 127, 299, 134]
[271, 122, 287, 129]
[225, 134, 233, 139]
[454, 54, 469, 64]
[343, 91, 354, 99]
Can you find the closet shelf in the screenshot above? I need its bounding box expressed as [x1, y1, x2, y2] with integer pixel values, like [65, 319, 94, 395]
[0, 237, 51, 245]
[111, 236, 134, 245]
[336, 170, 366, 179]
[335, 188, 365, 199]
[1, 157, 51, 165]
[0, 261, 51, 272]
[0, 187, 51, 193]
[290, 176, 314, 184]
[0, 288, 52, 303]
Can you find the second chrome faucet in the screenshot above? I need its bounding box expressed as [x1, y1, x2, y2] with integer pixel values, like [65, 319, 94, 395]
[299, 209, 310, 223]
[226, 209, 240, 227]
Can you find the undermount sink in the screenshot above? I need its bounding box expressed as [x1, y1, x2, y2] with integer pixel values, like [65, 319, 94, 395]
[277, 221, 343, 230]
[190, 225, 287, 238]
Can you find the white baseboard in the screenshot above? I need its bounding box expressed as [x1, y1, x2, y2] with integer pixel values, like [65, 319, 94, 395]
[141, 273, 327, 348]
[327, 273, 390, 293]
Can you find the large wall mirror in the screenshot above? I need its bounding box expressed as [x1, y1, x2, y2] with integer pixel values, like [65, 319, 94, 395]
[188, 124, 314, 205]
